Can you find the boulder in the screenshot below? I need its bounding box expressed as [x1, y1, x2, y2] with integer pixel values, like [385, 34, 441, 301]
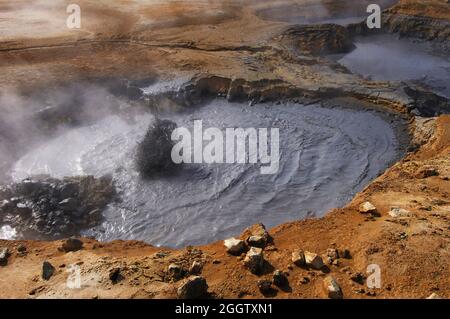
[61, 238, 83, 252]
[243, 247, 264, 274]
[42, 261, 55, 280]
[177, 276, 208, 299]
[359, 201, 378, 215]
[224, 238, 246, 255]
[135, 118, 178, 177]
[323, 276, 343, 299]
[291, 250, 306, 267]
[304, 251, 325, 270]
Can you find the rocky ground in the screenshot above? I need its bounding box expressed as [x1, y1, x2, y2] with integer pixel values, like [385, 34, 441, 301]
[0, 0, 449, 298]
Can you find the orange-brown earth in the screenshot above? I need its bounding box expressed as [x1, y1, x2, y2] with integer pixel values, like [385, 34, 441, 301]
[0, 0, 449, 299]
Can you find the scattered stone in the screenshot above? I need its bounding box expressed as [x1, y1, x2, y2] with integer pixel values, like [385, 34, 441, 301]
[291, 250, 305, 267]
[353, 288, 366, 294]
[243, 247, 264, 274]
[350, 272, 366, 285]
[272, 270, 288, 287]
[247, 235, 266, 248]
[388, 208, 412, 218]
[324, 248, 339, 264]
[189, 261, 203, 275]
[42, 261, 55, 280]
[359, 201, 378, 215]
[0, 247, 10, 266]
[257, 280, 273, 294]
[244, 223, 271, 248]
[299, 276, 310, 284]
[168, 263, 184, 280]
[224, 238, 246, 255]
[177, 276, 208, 299]
[109, 267, 124, 284]
[0, 175, 115, 239]
[61, 238, 83, 252]
[426, 293, 442, 299]
[326, 248, 339, 260]
[323, 276, 343, 299]
[304, 251, 325, 270]
[416, 168, 439, 179]
[17, 244, 27, 253]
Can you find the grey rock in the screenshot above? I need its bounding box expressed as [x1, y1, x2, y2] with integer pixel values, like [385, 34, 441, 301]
[247, 235, 266, 248]
[42, 261, 55, 280]
[243, 247, 264, 274]
[304, 251, 325, 270]
[189, 261, 203, 275]
[323, 276, 343, 299]
[291, 250, 305, 267]
[388, 207, 411, 218]
[168, 263, 184, 280]
[0, 247, 9, 266]
[272, 270, 288, 287]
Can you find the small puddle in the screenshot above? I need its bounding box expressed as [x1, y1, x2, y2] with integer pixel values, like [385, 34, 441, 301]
[11, 99, 404, 247]
[337, 34, 450, 97]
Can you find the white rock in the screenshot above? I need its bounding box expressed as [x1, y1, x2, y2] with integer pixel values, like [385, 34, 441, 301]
[359, 201, 378, 215]
[224, 237, 246, 255]
[388, 207, 411, 218]
[426, 293, 442, 299]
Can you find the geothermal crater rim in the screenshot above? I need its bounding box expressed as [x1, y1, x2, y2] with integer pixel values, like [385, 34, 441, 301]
[2, 83, 408, 247]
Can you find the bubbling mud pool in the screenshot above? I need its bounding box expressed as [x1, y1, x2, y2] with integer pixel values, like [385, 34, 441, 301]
[11, 99, 403, 247]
